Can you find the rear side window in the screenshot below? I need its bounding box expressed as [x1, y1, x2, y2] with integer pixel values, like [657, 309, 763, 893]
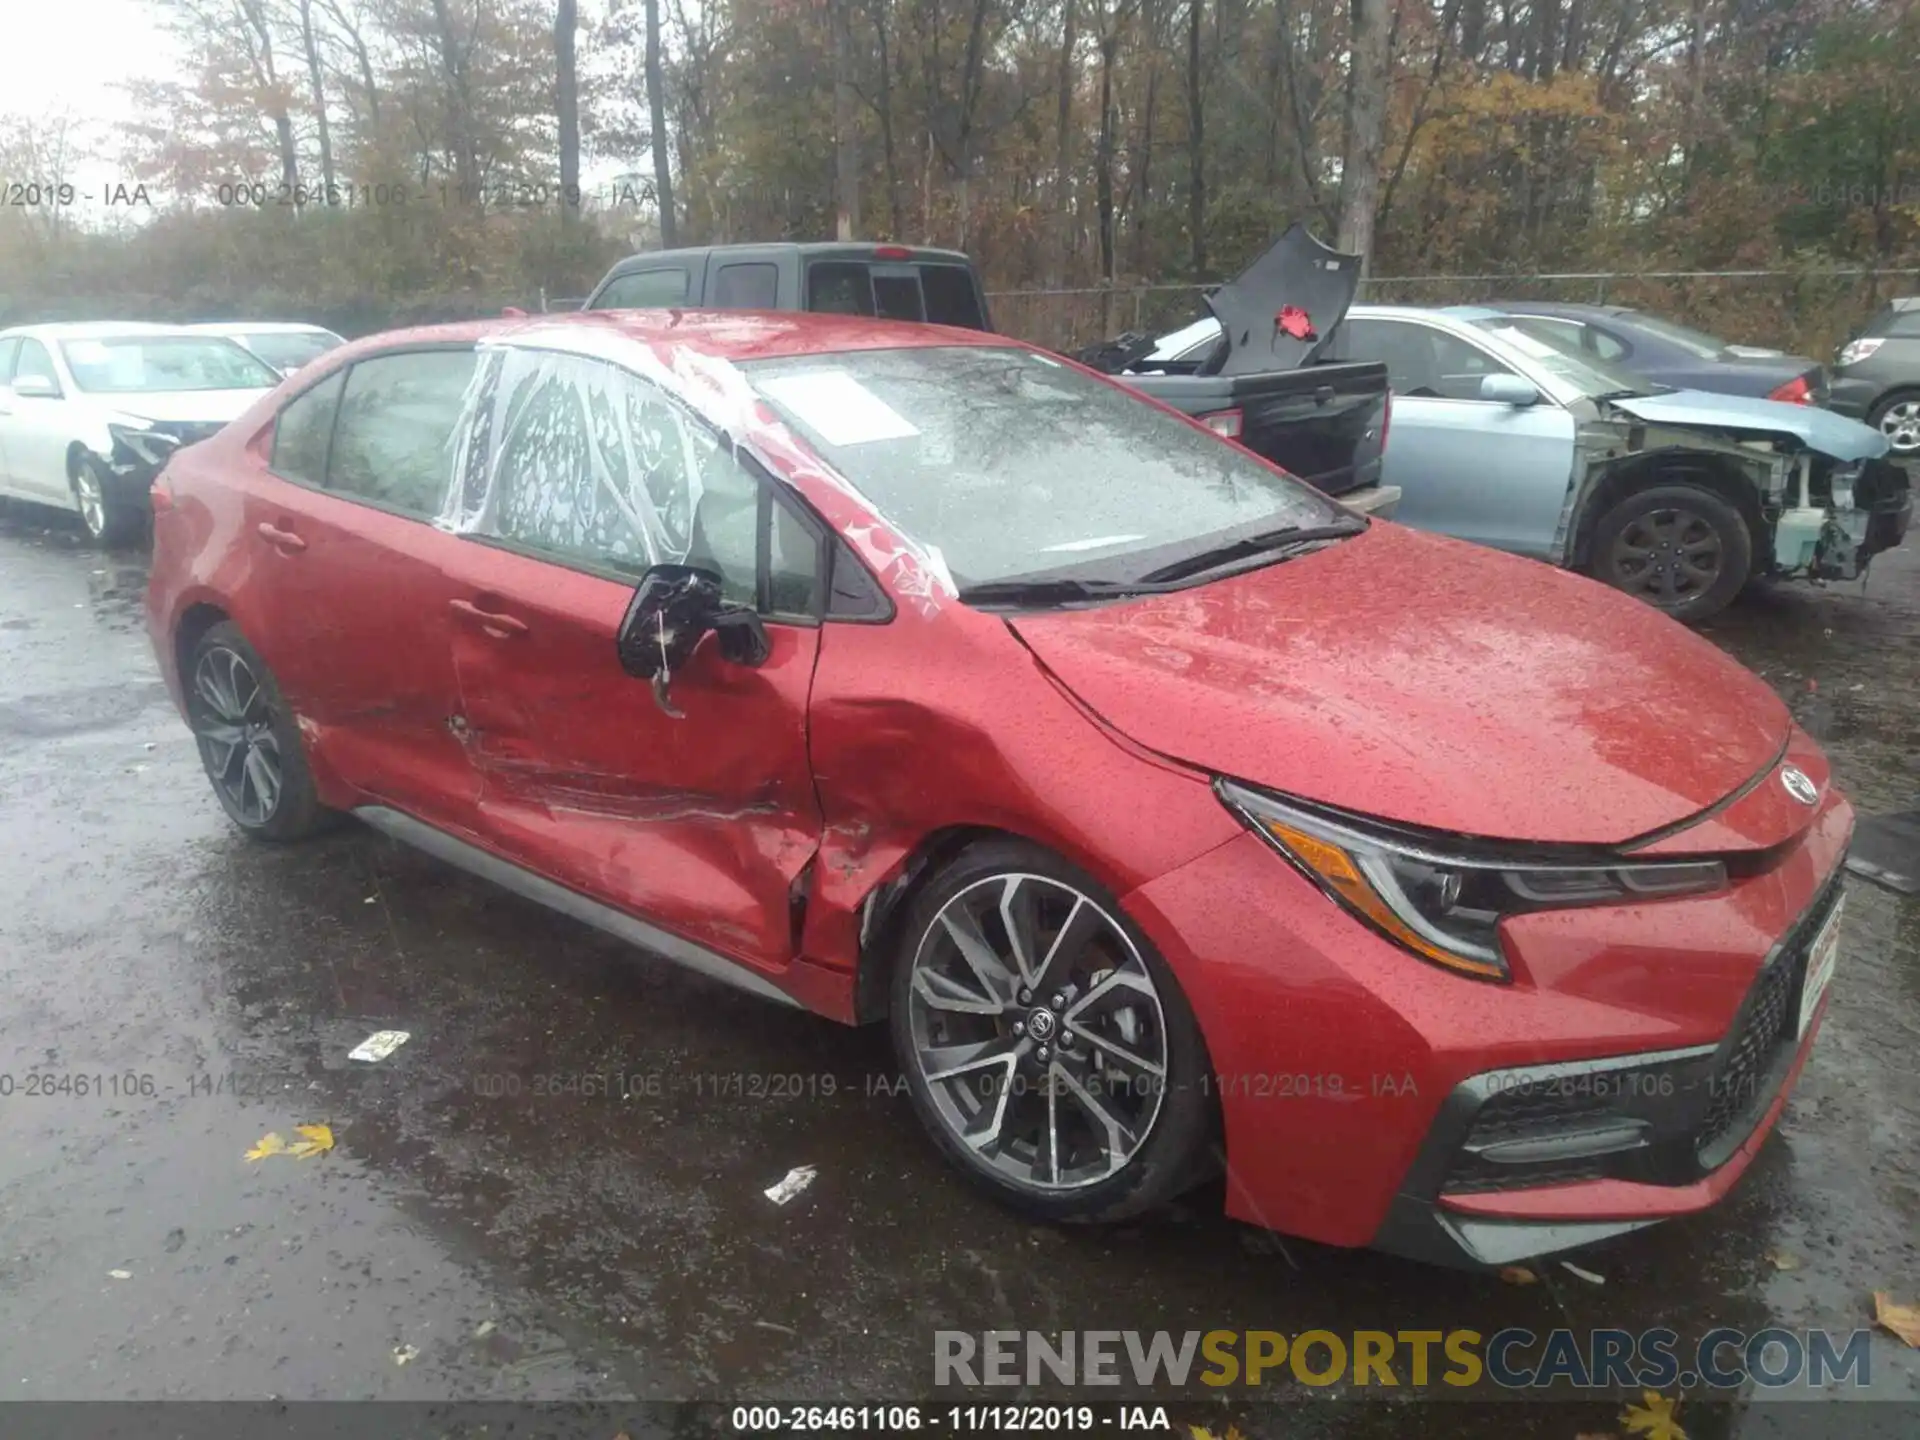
[327, 350, 477, 517]
[593, 268, 691, 309]
[712, 263, 778, 309]
[14, 339, 59, 390]
[271, 369, 346, 485]
[921, 265, 986, 329]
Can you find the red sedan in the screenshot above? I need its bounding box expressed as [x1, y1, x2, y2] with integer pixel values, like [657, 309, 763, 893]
[145, 309, 1851, 1267]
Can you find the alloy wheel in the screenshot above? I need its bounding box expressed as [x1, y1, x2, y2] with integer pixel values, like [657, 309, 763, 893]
[1608, 507, 1723, 606]
[73, 465, 107, 540]
[904, 874, 1169, 1192]
[190, 646, 284, 825]
[1878, 398, 1920, 454]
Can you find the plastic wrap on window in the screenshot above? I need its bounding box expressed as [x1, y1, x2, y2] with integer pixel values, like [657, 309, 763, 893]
[438, 327, 958, 610]
[436, 343, 707, 571]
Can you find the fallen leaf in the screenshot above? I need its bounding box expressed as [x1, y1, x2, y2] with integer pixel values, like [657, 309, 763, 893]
[1874, 1292, 1920, 1348]
[108, 1269, 131, 1280]
[1499, 1265, 1539, 1284]
[245, 1132, 289, 1162]
[1768, 1249, 1802, 1272]
[1621, 1390, 1687, 1440]
[287, 1123, 334, 1159]
[393, 1344, 419, 1365]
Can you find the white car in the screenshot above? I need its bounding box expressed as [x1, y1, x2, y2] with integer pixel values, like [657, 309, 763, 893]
[0, 322, 280, 544]
[188, 321, 346, 377]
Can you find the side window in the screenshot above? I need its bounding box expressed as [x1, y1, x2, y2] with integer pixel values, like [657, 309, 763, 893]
[806, 262, 876, 317]
[1587, 327, 1631, 361]
[712, 263, 778, 309]
[921, 265, 987, 330]
[270, 369, 346, 486]
[1513, 316, 1585, 350]
[327, 350, 477, 516]
[15, 340, 59, 390]
[593, 268, 690, 309]
[1343, 320, 1513, 400]
[0, 338, 20, 383]
[765, 492, 822, 615]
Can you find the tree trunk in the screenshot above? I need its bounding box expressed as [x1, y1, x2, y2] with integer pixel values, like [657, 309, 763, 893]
[1096, 29, 1118, 283]
[296, 0, 334, 194]
[556, 0, 580, 223]
[1132, 60, 1156, 276]
[429, 0, 479, 194]
[1052, 0, 1078, 284]
[1185, 0, 1205, 276]
[1335, 0, 1391, 274]
[832, 0, 859, 239]
[645, 0, 677, 245]
[870, 0, 903, 236]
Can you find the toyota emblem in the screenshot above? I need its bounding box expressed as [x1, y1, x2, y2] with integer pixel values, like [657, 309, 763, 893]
[1780, 765, 1818, 806]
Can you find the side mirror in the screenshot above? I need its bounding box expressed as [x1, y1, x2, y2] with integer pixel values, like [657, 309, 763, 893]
[9, 374, 59, 399]
[615, 563, 770, 718]
[1480, 374, 1539, 406]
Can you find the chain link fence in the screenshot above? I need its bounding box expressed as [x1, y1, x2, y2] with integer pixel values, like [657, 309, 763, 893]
[988, 269, 1920, 360]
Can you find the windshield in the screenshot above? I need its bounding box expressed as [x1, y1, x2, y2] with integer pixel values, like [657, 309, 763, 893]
[238, 331, 341, 372]
[744, 345, 1345, 589]
[60, 337, 279, 394]
[1469, 318, 1656, 399]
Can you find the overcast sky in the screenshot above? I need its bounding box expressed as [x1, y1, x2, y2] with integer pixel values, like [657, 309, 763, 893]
[8, 0, 176, 129]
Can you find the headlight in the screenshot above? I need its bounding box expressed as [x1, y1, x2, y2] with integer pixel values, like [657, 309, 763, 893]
[1217, 780, 1728, 982]
[107, 421, 183, 469]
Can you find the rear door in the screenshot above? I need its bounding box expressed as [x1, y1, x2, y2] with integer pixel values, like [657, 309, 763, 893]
[1343, 317, 1576, 555]
[244, 347, 480, 831]
[433, 346, 826, 971]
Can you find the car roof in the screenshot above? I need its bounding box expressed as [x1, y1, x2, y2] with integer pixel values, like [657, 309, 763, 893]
[328, 308, 1013, 366]
[1478, 301, 1631, 319]
[189, 321, 339, 336]
[1346, 303, 1480, 325]
[601, 242, 974, 277]
[0, 321, 187, 340]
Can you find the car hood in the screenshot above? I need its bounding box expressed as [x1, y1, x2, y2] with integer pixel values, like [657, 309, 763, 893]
[1009, 525, 1791, 847]
[1204, 223, 1359, 374]
[102, 389, 272, 426]
[1605, 389, 1888, 462]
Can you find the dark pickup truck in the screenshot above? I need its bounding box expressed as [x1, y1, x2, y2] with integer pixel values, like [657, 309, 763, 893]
[581, 231, 1396, 514]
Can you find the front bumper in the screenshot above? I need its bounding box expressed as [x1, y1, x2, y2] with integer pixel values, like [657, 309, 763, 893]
[1371, 868, 1843, 1267]
[1121, 771, 1852, 1266]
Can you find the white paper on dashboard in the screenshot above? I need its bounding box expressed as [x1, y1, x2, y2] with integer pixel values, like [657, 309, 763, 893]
[758, 371, 921, 446]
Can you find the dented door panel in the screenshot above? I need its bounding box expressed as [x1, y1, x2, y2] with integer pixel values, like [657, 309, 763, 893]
[436, 539, 823, 973]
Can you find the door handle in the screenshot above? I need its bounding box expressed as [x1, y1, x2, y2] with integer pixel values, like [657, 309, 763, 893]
[1314, 385, 1337, 404]
[257, 521, 307, 552]
[449, 597, 530, 637]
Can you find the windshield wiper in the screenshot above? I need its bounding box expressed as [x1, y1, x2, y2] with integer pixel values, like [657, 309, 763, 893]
[956, 576, 1161, 608]
[1136, 520, 1368, 585]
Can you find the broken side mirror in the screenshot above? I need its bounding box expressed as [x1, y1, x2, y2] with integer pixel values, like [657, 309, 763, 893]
[616, 563, 771, 718]
[1480, 374, 1540, 407]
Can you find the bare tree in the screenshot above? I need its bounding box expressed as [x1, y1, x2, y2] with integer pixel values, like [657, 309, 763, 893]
[557, 0, 580, 220]
[645, 0, 677, 245]
[832, 0, 859, 239]
[1336, 0, 1392, 271]
[295, 0, 336, 192]
[1185, 0, 1204, 276]
[1051, 0, 1078, 282]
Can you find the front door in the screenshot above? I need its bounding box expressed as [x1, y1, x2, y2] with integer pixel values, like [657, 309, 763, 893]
[1345, 317, 1578, 556]
[435, 346, 826, 973]
[1, 339, 80, 503]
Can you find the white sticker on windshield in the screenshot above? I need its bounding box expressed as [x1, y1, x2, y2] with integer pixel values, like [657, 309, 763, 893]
[759, 370, 920, 446]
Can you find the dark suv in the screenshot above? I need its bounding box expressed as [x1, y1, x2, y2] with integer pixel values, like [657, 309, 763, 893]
[1831, 297, 1920, 457]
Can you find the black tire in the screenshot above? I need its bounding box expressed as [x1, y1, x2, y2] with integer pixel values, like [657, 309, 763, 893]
[1586, 484, 1752, 622]
[887, 838, 1215, 1223]
[71, 454, 144, 548]
[186, 622, 333, 841]
[1866, 387, 1920, 457]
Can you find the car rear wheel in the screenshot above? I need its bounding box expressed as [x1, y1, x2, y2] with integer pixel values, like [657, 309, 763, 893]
[1867, 389, 1920, 455]
[71, 455, 142, 547]
[1588, 484, 1752, 622]
[187, 622, 332, 841]
[888, 839, 1214, 1223]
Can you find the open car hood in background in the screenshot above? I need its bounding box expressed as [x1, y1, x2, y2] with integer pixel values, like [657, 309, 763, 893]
[1205, 223, 1361, 374]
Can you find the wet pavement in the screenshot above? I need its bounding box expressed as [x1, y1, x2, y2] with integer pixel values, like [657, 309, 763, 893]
[0, 499, 1916, 1435]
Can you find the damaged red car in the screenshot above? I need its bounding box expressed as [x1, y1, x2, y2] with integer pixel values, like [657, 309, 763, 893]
[146, 310, 1851, 1268]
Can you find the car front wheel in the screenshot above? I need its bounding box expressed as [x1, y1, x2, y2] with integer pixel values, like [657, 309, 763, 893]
[186, 622, 333, 841]
[71, 455, 143, 547]
[1587, 484, 1752, 622]
[888, 840, 1215, 1223]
